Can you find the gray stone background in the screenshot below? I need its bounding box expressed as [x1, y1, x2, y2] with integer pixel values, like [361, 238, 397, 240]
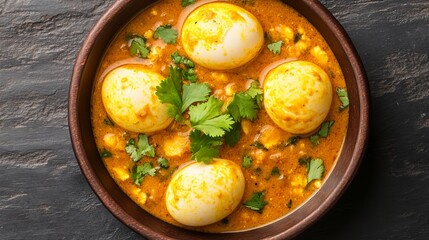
[0, 0, 428, 239]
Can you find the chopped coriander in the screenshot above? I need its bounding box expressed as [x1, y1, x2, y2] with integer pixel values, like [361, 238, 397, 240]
[157, 157, 169, 169]
[310, 120, 335, 145]
[318, 121, 335, 138]
[227, 81, 263, 122]
[287, 199, 292, 209]
[132, 162, 156, 185]
[190, 130, 223, 163]
[309, 134, 320, 146]
[221, 218, 229, 225]
[128, 35, 150, 58]
[189, 96, 234, 137]
[171, 51, 197, 82]
[271, 166, 280, 176]
[250, 141, 268, 151]
[171, 51, 194, 68]
[125, 134, 155, 162]
[336, 87, 349, 111]
[103, 117, 114, 126]
[285, 136, 300, 147]
[224, 121, 241, 147]
[267, 40, 283, 55]
[294, 33, 302, 43]
[242, 155, 253, 168]
[243, 191, 268, 213]
[100, 148, 112, 158]
[306, 158, 325, 186]
[154, 24, 178, 44]
[246, 81, 263, 108]
[181, 0, 196, 7]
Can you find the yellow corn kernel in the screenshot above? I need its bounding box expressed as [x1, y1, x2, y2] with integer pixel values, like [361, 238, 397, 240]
[241, 119, 252, 135]
[112, 167, 130, 181]
[311, 46, 329, 66]
[256, 125, 283, 149]
[163, 133, 190, 157]
[144, 30, 154, 39]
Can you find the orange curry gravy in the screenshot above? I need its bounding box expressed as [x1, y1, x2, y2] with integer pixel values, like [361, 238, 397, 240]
[91, 0, 348, 232]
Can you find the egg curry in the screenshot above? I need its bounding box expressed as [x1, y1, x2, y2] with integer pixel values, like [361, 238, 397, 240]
[91, 0, 350, 232]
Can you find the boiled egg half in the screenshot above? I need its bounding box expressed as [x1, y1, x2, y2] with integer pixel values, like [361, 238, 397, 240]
[101, 65, 173, 133]
[263, 61, 333, 134]
[165, 159, 245, 226]
[180, 2, 264, 70]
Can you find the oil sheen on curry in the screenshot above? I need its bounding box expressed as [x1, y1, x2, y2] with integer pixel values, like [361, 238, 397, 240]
[91, 0, 349, 232]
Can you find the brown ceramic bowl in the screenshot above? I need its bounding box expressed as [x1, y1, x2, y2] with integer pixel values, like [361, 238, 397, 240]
[69, 0, 369, 239]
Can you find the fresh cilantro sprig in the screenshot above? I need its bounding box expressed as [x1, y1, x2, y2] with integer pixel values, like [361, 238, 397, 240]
[267, 40, 283, 55]
[154, 24, 178, 44]
[157, 157, 169, 169]
[125, 134, 156, 162]
[227, 81, 263, 122]
[100, 148, 112, 158]
[172, 51, 197, 82]
[128, 35, 150, 58]
[190, 130, 223, 163]
[336, 87, 349, 111]
[189, 96, 234, 137]
[309, 121, 335, 146]
[156, 66, 210, 121]
[132, 162, 156, 185]
[225, 81, 263, 146]
[243, 191, 268, 213]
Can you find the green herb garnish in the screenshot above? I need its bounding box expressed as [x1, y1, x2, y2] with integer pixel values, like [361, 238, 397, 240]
[132, 162, 156, 185]
[306, 158, 325, 186]
[181, 0, 196, 7]
[157, 157, 169, 169]
[336, 87, 349, 111]
[243, 191, 268, 213]
[267, 40, 283, 55]
[189, 130, 223, 163]
[125, 134, 155, 162]
[154, 24, 178, 44]
[128, 35, 150, 58]
[242, 155, 253, 169]
[100, 148, 112, 158]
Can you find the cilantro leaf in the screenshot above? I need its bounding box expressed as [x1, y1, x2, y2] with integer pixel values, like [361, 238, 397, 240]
[154, 24, 178, 44]
[224, 121, 241, 147]
[287, 199, 292, 209]
[182, 83, 211, 112]
[156, 66, 183, 120]
[310, 121, 335, 145]
[318, 120, 335, 138]
[181, 0, 196, 7]
[226, 81, 263, 121]
[125, 134, 156, 162]
[189, 130, 222, 163]
[336, 87, 349, 111]
[103, 117, 114, 126]
[189, 96, 234, 137]
[250, 141, 268, 151]
[267, 40, 283, 55]
[271, 166, 280, 176]
[100, 148, 112, 158]
[306, 158, 325, 186]
[285, 136, 300, 147]
[243, 191, 268, 213]
[132, 162, 156, 185]
[242, 155, 253, 168]
[171, 51, 197, 82]
[128, 35, 150, 58]
[157, 157, 169, 169]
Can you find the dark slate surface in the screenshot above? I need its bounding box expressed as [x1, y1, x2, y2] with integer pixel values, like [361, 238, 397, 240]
[0, 0, 428, 239]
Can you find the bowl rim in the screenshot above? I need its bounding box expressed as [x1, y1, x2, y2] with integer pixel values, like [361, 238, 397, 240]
[68, 0, 370, 239]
